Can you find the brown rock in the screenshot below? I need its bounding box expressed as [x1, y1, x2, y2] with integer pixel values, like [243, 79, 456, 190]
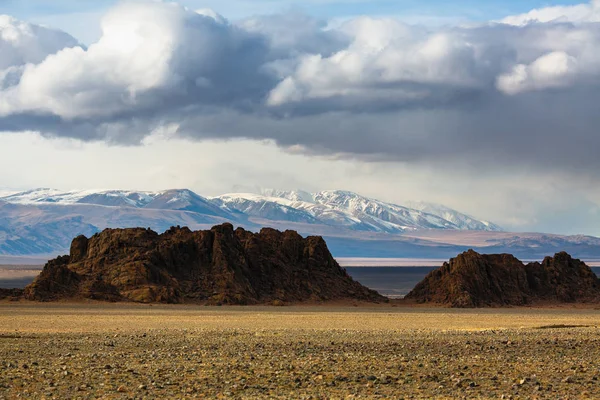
[525, 251, 600, 303]
[24, 224, 384, 304]
[405, 250, 600, 307]
[0, 288, 24, 300]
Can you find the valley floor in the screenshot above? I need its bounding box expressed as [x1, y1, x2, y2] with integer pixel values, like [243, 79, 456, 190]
[1, 303, 600, 399]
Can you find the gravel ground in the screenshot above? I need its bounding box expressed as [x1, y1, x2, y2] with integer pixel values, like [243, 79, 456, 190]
[1, 303, 600, 399]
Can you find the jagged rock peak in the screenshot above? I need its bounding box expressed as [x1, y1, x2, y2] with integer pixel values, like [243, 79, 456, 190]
[24, 224, 384, 305]
[405, 250, 600, 308]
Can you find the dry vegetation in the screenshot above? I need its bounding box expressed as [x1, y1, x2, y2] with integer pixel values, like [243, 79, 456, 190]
[1, 303, 600, 399]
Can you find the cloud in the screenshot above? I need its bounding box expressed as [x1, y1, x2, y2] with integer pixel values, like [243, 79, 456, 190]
[0, 15, 79, 69]
[0, 2, 271, 128]
[2, 0, 600, 177]
[0, 14, 80, 92]
[496, 51, 579, 95]
[266, 18, 484, 107]
[499, 1, 600, 25]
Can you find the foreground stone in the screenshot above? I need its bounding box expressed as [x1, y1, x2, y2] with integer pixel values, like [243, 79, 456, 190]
[24, 224, 384, 304]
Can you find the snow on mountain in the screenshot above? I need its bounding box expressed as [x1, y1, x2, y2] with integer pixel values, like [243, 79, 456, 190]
[0, 188, 502, 243]
[311, 190, 461, 232]
[213, 193, 319, 223]
[213, 190, 499, 233]
[213, 193, 368, 229]
[144, 189, 231, 218]
[2, 188, 70, 204]
[77, 190, 156, 208]
[260, 189, 315, 203]
[2, 187, 501, 234]
[1, 188, 230, 218]
[251, 189, 503, 233]
[405, 201, 503, 232]
[9, 188, 600, 259]
[1, 188, 157, 207]
[0, 188, 18, 197]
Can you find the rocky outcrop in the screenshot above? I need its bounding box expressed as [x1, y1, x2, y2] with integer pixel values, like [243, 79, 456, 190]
[24, 224, 384, 304]
[0, 288, 23, 301]
[405, 250, 600, 307]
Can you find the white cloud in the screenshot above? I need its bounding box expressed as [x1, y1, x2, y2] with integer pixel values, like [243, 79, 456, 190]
[0, 14, 78, 70]
[4, 1, 600, 125]
[497, 51, 579, 95]
[499, 1, 600, 26]
[0, 2, 269, 123]
[267, 19, 482, 106]
[195, 8, 228, 24]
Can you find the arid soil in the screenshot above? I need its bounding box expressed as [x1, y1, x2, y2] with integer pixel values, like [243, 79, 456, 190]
[1, 303, 600, 399]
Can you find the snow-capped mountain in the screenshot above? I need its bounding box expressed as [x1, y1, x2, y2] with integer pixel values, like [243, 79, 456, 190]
[260, 189, 315, 203]
[213, 193, 366, 229]
[3, 187, 600, 259]
[312, 190, 460, 231]
[3, 188, 230, 218]
[1, 188, 157, 207]
[143, 189, 231, 218]
[238, 189, 503, 233]
[214, 193, 318, 223]
[406, 201, 503, 232]
[215, 192, 451, 233]
[1, 188, 502, 235]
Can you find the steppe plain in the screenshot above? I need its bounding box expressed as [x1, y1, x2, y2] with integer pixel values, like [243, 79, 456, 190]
[1, 302, 600, 399]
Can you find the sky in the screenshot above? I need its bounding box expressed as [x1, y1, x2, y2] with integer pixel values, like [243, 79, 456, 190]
[0, 0, 590, 44]
[1, 0, 600, 235]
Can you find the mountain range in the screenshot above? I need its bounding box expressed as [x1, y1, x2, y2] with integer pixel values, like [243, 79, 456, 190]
[1, 188, 500, 232]
[1, 188, 599, 260]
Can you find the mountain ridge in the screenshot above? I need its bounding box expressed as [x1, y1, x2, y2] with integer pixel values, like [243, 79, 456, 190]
[3, 187, 600, 259]
[215, 189, 503, 233]
[2, 188, 502, 234]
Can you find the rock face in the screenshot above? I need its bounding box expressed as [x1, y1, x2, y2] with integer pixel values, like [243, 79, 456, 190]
[405, 250, 600, 307]
[24, 224, 384, 304]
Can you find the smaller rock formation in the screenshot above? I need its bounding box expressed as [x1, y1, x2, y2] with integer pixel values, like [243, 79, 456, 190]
[405, 250, 600, 307]
[24, 224, 385, 304]
[0, 288, 23, 301]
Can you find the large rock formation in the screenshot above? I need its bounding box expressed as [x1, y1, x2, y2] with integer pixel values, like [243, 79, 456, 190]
[405, 250, 600, 307]
[24, 224, 384, 304]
